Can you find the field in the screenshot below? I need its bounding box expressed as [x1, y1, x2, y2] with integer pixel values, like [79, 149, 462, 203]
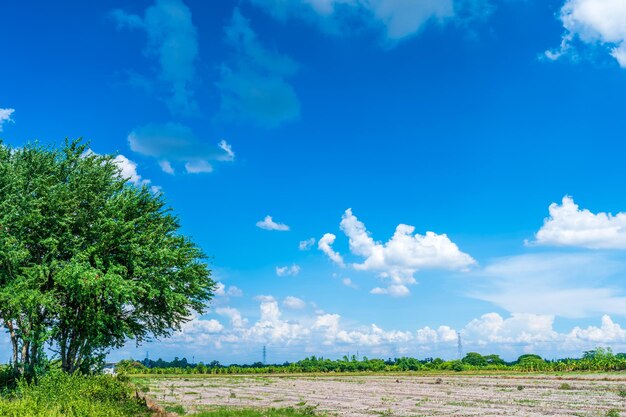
[136, 373, 626, 417]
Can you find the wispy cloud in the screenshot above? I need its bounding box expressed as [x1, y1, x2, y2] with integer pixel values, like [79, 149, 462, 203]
[216, 8, 300, 128]
[276, 264, 301, 277]
[249, 0, 496, 45]
[0, 108, 15, 132]
[111, 0, 199, 115]
[469, 253, 626, 318]
[256, 215, 290, 231]
[127, 123, 234, 174]
[299, 238, 316, 251]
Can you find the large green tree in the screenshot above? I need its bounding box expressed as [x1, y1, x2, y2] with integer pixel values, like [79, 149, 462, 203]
[0, 140, 214, 375]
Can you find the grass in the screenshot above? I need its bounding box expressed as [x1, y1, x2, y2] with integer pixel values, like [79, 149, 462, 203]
[0, 372, 150, 417]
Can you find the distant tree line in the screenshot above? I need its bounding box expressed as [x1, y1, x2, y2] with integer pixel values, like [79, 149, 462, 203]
[116, 347, 626, 374]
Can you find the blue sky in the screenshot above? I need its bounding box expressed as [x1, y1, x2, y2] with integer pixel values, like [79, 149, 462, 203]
[3, 0, 626, 364]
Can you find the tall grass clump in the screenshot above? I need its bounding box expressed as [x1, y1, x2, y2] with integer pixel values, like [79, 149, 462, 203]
[0, 371, 149, 417]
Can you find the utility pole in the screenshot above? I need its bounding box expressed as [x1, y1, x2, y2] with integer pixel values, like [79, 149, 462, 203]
[457, 332, 463, 360]
[262, 345, 267, 365]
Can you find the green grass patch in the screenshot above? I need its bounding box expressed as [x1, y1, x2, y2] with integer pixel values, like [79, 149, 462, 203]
[0, 372, 149, 417]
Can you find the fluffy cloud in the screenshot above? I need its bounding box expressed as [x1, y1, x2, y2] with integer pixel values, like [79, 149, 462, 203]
[321, 209, 475, 296]
[0, 108, 15, 131]
[318, 233, 345, 267]
[113, 154, 151, 188]
[217, 8, 300, 128]
[546, 0, 626, 67]
[276, 264, 301, 277]
[112, 0, 198, 115]
[566, 315, 626, 344]
[256, 215, 290, 231]
[128, 123, 234, 174]
[249, 0, 493, 43]
[531, 196, 626, 249]
[161, 294, 626, 360]
[215, 307, 248, 328]
[471, 253, 626, 318]
[299, 238, 316, 250]
[283, 296, 307, 310]
[463, 313, 557, 346]
[214, 282, 243, 297]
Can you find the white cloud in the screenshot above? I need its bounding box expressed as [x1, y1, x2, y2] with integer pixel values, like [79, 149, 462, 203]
[227, 286, 243, 297]
[415, 325, 457, 344]
[256, 215, 290, 231]
[163, 294, 626, 359]
[370, 284, 410, 297]
[217, 8, 300, 128]
[546, 0, 626, 68]
[342, 277, 357, 288]
[299, 238, 316, 250]
[128, 123, 234, 174]
[113, 154, 152, 188]
[111, 0, 199, 115]
[322, 209, 475, 296]
[215, 307, 248, 328]
[531, 196, 626, 249]
[159, 160, 175, 174]
[283, 296, 307, 310]
[276, 264, 301, 277]
[0, 108, 15, 131]
[463, 313, 557, 346]
[470, 253, 626, 318]
[214, 282, 244, 298]
[318, 233, 345, 266]
[566, 315, 626, 344]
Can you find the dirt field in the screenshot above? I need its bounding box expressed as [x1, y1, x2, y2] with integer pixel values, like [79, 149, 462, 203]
[140, 373, 626, 416]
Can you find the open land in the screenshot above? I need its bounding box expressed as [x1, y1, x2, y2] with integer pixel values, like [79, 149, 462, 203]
[137, 373, 626, 416]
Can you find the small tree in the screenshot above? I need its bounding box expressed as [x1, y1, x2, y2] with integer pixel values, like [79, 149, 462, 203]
[0, 139, 215, 375]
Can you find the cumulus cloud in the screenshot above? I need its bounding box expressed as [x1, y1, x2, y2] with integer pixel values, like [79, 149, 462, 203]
[546, 0, 626, 68]
[112, 154, 151, 187]
[215, 307, 248, 328]
[128, 123, 234, 174]
[249, 0, 494, 44]
[299, 238, 316, 250]
[276, 264, 301, 277]
[463, 313, 557, 346]
[217, 8, 300, 128]
[111, 0, 198, 115]
[214, 282, 244, 297]
[283, 296, 307, 310]
[470, 253, 626, 318]
[531, 196, 626, 249]
[165, 294, 626, 360]
[0, 108, 15, 131]
[318, 233, 345, 267]
[256, 215, 290, 231]
[321, 209, 475, 296]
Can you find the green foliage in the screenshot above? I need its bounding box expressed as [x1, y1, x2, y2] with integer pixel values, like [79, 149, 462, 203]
[0, 372, 149, 416]
[462, 352, 487, 367]
[0, 139, 214, 375]
[559, 383, 573, 390]
[606, 410, 620, 417]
